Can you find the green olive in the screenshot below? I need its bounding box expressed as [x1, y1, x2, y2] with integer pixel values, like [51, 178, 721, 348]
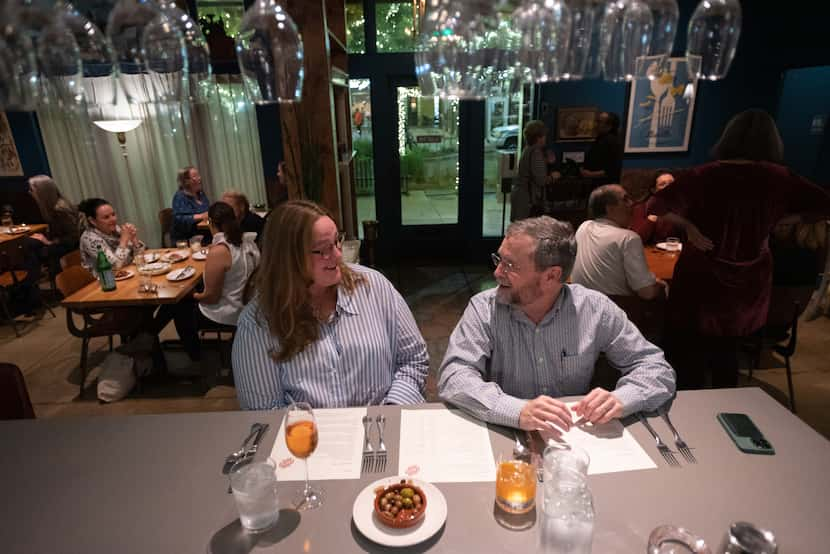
[402, 498, 413, 508]
[400, 487, 415, 498]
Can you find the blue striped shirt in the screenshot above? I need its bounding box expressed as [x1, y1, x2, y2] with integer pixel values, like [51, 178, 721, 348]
[231, 264, 429, 409]
[438, 284, 675, 428]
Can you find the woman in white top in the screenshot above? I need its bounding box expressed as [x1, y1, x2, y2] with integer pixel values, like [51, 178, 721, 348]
[193, 201, 259, 325]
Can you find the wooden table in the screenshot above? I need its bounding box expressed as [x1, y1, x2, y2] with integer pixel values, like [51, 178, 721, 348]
[60, 249, 205, 309]
[645, 246, 679, 281]
[0, 223, 49, 245]
[1, 389, 828, 553]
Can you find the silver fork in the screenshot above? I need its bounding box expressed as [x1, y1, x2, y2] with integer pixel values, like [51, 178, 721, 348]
[660, 411, 696, 463]
[637, 413, 680, 467]
[375, 414, 387, 472]
[361, 415, 375, 474]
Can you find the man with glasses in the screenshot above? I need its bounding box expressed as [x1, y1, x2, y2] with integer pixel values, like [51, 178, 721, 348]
[438, 216, 675, 432]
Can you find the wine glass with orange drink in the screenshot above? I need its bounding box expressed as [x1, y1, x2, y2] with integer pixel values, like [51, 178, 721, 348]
[285, 402, 323, 510]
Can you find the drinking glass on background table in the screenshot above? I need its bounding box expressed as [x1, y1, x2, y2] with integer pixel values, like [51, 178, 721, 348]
[230, 458, 280, 533]
[285, 402, 323, 510]
[189, 236, 202, 252]
[648, 525, 711, 554]
[495, 454, 536, 515]
[176, 240, 188, 250]
[666, 236, 681, 252]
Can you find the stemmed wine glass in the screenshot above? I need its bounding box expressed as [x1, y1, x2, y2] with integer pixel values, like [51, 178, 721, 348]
[285, 402, 323, 510]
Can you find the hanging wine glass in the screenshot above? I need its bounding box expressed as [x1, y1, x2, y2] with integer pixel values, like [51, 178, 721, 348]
[53, 1, 118, 109]
[37, 19, 84, 109]
[562, 0, 603, 80]
[513, 0, 571, 84]
[236, 0, 304, 104]
[686, 0, 741, 81]
[157, 1, 212, 104]
[107, 0, 188, 105]
[600, 0, 653, 82]
[0, 2, 41, 110]
[648, 0, 678, 64]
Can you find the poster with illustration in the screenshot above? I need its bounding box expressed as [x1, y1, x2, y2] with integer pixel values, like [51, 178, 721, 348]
[0, 112, 23, 177]
[625, 57, 698, 153]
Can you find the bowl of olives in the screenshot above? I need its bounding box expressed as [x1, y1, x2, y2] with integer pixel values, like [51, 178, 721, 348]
[373, 479, 427, 529]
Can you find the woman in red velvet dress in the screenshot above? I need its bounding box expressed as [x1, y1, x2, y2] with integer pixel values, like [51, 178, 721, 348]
[630, 169, 680, 244]
[650, 109, 830, 389]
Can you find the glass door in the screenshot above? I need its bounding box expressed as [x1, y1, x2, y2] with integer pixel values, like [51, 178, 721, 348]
[396, 86, 460, 226]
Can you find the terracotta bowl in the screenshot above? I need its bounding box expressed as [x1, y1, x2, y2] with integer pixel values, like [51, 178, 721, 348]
[373, 480, 427, 529]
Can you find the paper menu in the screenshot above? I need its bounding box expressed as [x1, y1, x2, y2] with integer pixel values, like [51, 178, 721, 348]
[541, 402, 657, 475]
[398, 409, 497, 483]
[270, 407, 365, 481]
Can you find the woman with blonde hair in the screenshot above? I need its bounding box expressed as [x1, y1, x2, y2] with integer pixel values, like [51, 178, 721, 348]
[232, 200, 428, 410]
[171, 166, 210, 243]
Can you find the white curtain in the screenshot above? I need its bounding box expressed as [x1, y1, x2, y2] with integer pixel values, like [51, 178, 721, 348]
[37, 74, 265, 248]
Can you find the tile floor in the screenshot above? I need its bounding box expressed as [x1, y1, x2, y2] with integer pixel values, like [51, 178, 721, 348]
[4, 264, 830, 441]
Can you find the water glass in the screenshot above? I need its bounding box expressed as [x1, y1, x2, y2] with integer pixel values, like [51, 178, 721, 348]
[175, 240, 188, 250]
[189, 236, 203, 252]
[719, 522, 777, 554]
[495, 456, 536, 514]
[666, 236, 681, 252]
[648, 525, 711, 554]
[539, 447, 594, 554]
[230, 459, 280, 533]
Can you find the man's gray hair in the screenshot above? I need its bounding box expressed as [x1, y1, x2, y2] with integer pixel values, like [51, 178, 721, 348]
[506, 216, 577, 282]
[588, 184, 623, 219]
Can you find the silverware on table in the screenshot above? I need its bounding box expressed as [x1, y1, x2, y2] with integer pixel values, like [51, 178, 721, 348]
[660, 411, 696, 463]
[222, 423, 263, 475]
[243, 423, 270, 459]
[361, 415, 375, 474]
[375, 414, 387, 473]
[637, 413, 680, 467]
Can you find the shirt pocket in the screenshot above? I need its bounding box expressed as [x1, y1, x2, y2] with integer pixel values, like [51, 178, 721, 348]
[558, 351, 597, 395]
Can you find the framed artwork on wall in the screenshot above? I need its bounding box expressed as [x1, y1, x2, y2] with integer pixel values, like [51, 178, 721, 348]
[624, 57, 698, 153]
[0, 112, 23, 177]
[556, 106, 598, 142]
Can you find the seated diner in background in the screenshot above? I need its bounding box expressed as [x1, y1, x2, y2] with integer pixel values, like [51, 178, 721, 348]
[438, 216, 676, 432]
[193, 201, 260, 326]
[171, 166, 210, 243]
[630, 169, 680, 244]
[78, 198, 144, 276]
[232, 200, 429, 410]
[571, 184, 666, 300]
[221, 189, 265, 238]
[25, 175, 81, 272]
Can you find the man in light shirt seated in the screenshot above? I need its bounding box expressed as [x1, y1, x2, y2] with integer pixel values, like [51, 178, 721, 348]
[438, 216, 675, 432]
[571, 184, 667, 300]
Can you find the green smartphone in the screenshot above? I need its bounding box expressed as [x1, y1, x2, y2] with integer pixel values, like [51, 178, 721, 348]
[717, 412, 775, 455]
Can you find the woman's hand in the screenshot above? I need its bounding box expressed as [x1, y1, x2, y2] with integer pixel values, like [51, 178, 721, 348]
[30, 232, 51, 245]
[685, 223, 714, 251]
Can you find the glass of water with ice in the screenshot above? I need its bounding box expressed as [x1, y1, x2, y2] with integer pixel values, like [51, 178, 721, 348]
[230, 459, 280, 533]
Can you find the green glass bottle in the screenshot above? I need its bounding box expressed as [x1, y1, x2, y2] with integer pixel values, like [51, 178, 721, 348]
[96, 246, 116, 292]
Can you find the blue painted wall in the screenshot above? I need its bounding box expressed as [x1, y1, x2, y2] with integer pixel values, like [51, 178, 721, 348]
[776, 66, 830, 184]
[538, 0, 829, 176]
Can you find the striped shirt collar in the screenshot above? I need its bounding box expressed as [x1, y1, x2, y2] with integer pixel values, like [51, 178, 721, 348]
[504, 283, 575, 327]
[335, 283, 360, 316]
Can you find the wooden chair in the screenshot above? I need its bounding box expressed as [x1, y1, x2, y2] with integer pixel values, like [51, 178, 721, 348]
[0, 248, 55, 336]
[55, 266, 147, 395]
[0, 363, 35, 419]
[59, 249, 81, 270]
[159, 208, 174, 248]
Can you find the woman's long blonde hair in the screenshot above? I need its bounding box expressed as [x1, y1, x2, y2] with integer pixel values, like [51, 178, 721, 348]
[255, 200, 364, 361]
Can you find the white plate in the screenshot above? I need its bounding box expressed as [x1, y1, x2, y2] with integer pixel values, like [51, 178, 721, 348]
[191, 250, 207, 260]
[166, 266, 196, 281]
[138, 262, 171, 276]
[352, 478, 447, 548]
[161, 249, 190, 263]
[113, 269, 134, 281]
[142, 252, 160, 263]
[656, 241, 682, 252]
